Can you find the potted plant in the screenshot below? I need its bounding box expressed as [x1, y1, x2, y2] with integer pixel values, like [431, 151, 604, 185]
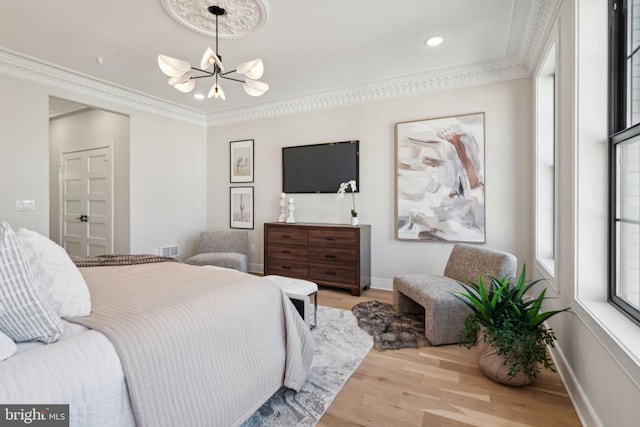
[454, 265, 570, 386]
[336, 180, 358, 226]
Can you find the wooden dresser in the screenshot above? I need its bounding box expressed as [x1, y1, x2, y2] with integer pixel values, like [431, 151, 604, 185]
[264, 222, 371, 296]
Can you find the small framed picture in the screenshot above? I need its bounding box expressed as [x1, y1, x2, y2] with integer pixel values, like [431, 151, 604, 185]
[230, 139, 254, 183]
[230, 186, 254, 229]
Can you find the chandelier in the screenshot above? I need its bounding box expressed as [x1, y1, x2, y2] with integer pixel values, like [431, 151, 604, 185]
[157, 5, 269, 100]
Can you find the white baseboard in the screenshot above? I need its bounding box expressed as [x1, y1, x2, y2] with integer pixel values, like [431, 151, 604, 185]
[248, 263, 263, 274]
[549, 344, 601, 427]
[370, 277, 393, 291]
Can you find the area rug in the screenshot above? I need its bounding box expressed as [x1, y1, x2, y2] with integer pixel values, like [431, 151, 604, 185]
[352, 300, 431, 350]
[241, 305, 373, 427]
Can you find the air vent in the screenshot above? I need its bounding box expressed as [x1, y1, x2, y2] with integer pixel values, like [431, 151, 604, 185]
[160, 245, 179, 258]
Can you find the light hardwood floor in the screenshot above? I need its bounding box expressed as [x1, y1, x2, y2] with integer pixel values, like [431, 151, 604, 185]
[316, 287, 582, 427]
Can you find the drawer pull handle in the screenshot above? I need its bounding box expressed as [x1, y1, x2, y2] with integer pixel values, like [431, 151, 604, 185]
[282, 234, 292, 239]
[282, 266, 292, 270]
[326, 237, 337, 241]
[282, 250, 292, 254]
[325, 255, 337, 259]
[326, 271, 337, 275]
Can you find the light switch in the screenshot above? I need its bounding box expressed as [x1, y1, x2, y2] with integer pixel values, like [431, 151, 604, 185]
[15, 200, 35, 211]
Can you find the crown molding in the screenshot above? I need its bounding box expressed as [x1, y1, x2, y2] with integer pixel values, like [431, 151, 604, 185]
[206, 0, 558, 127]
[521, 0, 561, 71]
[207, 59, 529, 126]
[0, 0, 556, 128]
[0, 49, 206, 126]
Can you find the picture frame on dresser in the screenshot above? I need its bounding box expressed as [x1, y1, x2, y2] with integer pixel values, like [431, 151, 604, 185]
[230, 139, 254, 183]
[230, 186, 254, 229]
[395, 112, 485, 243]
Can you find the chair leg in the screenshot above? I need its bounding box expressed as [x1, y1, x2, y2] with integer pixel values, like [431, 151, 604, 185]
[310, 291, 317, 330]
[393, 290, 424, 314]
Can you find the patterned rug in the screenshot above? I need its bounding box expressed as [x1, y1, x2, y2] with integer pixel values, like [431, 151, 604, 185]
[241, 306, 372, 427]
[352, 300, 430, 350]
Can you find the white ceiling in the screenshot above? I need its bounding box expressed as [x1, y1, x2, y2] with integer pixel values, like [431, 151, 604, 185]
[0, 0, 550, 118]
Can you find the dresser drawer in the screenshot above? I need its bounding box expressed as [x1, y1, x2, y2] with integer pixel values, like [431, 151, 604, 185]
[308, 247, 356, 264]
[264, 222, 370, 296]
[308, 229, 356, 248]
[266, 257, 308, 278]
[267, 227, 308, 246]
[309, 263, 355, 283]
[267, 244, 307, 261]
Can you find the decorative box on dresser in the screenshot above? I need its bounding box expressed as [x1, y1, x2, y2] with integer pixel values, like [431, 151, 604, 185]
[264, 222, 371, 296]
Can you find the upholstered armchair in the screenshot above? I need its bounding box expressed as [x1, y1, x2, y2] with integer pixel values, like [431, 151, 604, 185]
[393, 244, 517, 345]
[185, 230, 249, 272]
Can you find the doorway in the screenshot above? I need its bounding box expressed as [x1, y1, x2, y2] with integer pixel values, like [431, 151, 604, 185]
[49, 97, 130, 255]
[60, 146, 113, 256]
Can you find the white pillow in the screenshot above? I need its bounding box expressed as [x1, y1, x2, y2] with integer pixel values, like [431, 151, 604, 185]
[16, 228, 91, 317]
[0, 222, 64, 343]
[0, 330, 17, 361]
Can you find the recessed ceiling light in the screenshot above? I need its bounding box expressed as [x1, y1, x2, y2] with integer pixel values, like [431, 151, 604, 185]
[425, 36, 444, 47]
[193, 93, 205, 100]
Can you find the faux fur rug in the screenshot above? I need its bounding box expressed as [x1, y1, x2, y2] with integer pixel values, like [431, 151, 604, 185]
[352, 300, 431, 350]
[241, 305, 372, 427]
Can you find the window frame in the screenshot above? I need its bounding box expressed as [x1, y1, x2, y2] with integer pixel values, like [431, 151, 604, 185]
[534, 40, 558, 283]
[608, 0, 640, 325]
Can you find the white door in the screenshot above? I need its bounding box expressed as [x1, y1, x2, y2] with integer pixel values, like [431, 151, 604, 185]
[60, 147, 113, 257]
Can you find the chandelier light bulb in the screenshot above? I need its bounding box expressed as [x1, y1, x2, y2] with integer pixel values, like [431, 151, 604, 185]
[244, 78, 269, 95]
[208, 83, 226, 100]
[174, 79, 195, 93]
[157, 5, 267, 101]
[236, 58, 264, 79]
[168, 72, 192, 86]
[200, 47, 224, 71]
[158, 55, 191, 77]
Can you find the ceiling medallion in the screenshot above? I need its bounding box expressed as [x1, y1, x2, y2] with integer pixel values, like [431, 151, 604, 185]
[161, 0, 269, 39]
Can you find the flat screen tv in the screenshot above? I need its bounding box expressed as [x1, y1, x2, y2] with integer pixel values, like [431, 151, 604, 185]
[282, 140, 359, 193]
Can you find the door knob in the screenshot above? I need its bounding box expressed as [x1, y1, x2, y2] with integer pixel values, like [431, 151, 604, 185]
[77, 215, 88, 222]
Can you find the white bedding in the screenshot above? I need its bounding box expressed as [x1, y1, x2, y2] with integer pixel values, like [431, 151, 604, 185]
[0, 262, 314, 427]
[0, 320, 135, 427]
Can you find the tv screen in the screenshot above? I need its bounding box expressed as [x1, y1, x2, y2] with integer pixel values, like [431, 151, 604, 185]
[282, 141, 359, 193]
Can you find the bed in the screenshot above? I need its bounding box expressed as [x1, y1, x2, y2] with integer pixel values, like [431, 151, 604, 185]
[0, 223, 314, 427]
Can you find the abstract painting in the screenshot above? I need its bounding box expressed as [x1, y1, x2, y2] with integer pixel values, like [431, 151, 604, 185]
[395, 113, 485, 242]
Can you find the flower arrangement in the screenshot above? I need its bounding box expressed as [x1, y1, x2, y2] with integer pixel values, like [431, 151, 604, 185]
[336, 180, 358, 217]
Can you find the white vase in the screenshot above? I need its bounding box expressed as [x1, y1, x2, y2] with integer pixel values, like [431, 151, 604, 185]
[278, 193, 286, 222]
[351, 216, 359, 226]
[286, 198, 296, 223]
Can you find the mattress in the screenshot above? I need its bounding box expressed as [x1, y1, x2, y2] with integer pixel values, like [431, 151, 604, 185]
[0, 320, 136, 427]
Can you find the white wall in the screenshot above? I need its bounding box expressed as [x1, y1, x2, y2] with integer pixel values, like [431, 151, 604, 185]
[0, 78, 50, 234]
[129, 111, 207, 258]
[49, 107, 131, 253]
[207, 78, 532, 285]
[534, 1, 640, 426]
[0, 74, 207, 259]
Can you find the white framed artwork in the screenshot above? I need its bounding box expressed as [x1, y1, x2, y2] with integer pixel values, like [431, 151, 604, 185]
[230, 186, 254, 229]
[230, 139, 254, 183]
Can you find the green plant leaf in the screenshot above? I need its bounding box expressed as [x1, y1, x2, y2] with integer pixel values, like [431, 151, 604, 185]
[455, 263, 571, 382]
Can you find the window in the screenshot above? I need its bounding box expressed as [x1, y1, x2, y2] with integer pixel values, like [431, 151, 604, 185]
[609, 0, 640, 323]
[535, 42, 557, 279]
